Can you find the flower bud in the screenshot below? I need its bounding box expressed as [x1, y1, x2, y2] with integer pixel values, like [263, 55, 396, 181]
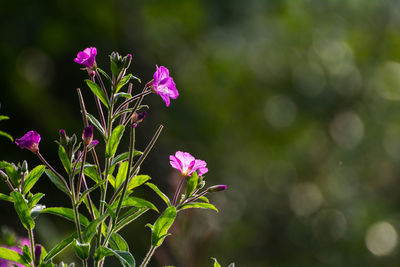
[82, 126, 93, 146]
[87, 140, 99, 151]
[34, 245, 42, 264]
[21, 160, 28, 177]
[207, 185, 227, 193]
[59, 129, 68, 146]
[131, 111, 147, 128]
[122, 54, 132, 69]
[0, 170, 8, 181]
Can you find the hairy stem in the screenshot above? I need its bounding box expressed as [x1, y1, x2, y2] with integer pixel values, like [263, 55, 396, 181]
[140, 245, 157, 267]
[172, 176, 186, 206]
[28, 228, 35, 267]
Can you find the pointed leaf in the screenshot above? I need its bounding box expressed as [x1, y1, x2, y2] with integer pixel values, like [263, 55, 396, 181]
[0, 247, 28, 265]
[0, 192, 13, 202]
[109, 233, 129, 251]
[97, 67, 112, 83]
[178, 202, 218, 212]
[185, 172, 198, 199]
[115, 74, 140, 93]
[86, 112, 106, 140]
[0, 115, 9, 121]
[10, 191, 35, 230]
[28, 192, 45, 208]
[115, 208, 148, 232]
[211, 258, 222, 267]
[44, 233, 75, 262]
[106, 125, 125, 158]
[120, 196, 158, 212]
[83, 165, 102, 184]
[58, 145, 72, 175]
[151, 206, 176, 247]
[23, 165, 46, 194]
[94, 247, 135, 267]
[85, 79, 110, 109]
[111, 151, 142, 168]
[145, 183, 171, 206]
[44, 170, 70, 197]
[127, 175, 151, 191]
[82, 213, 109, 242]
[0, 130, 13, 141]
[115, 161, 129, 190]
[41, 207, 90, 227]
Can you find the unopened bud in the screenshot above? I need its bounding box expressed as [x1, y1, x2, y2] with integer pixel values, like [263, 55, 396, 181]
[21, 161, 28, 173]
[131, 112, 147, 128]
[34, 245, 42, 264]
[59, 129, 68, 146]
[87, 140, 99, 151]
[122, 54, 132, 69]
[207, 185, 227, 193]
[82, 126, 93, 146]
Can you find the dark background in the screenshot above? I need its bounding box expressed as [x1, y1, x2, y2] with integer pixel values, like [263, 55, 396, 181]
[2, 0, 400, 266]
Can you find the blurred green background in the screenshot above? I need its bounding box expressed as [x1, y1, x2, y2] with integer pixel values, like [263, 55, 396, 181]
[2, 0, 400, 266]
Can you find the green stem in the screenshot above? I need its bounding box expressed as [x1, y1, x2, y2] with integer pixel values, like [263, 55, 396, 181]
[172, 176, 186, 206]
[140, 245, 157, 267]
[28, 228, 35, 267]
[109, 125, 164, 206]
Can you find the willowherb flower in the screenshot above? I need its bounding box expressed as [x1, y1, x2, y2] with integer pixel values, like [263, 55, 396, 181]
[82, 126, 93, 146]
[74, 47, 97, 69]
[87, 140, 99, 151]
[169, 151, 208, 177]
[152, 65, 179, 107]
[15, 131, 41, 154]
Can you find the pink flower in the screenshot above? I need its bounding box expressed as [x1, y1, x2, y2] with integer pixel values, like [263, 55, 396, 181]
[152, 65, 179, 107]
[169, 151, 208, 177]
[15, 131, 41, 153]
[74, 47, 97, 69]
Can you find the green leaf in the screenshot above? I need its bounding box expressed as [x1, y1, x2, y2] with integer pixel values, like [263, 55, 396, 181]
[109, 233, 129, 251]
[185, 172, 198, 199]
[73, 239, 90, 260]
[211, 258, 222, 267]
[119, 196, 158, 212]
[0, 192, 13, 202]
[82, 212, 109, 242]
[106, 125, 125, 158]
[10, 191, 35, 230]
[145, 183, 171, 206]
[0, 130, 13, 141]
[115, 208, 148, 232]
[108, 174, 116, 188]
[28, 193, 45, 208]
[97, 67, 112, 83]
[44, 170, 70, 197]
[87, 112, 106, 140]
[83, 196, 99, 218]
[178, 202, 218, 212]
[58, 145, 72, 175]
[103, 201, 117, 221]
[115, 74, 139, 93]
[114, 92, 132, 103]
[83, 165, 102, 184]
[41, 207, 90, 227]
[94, 247, 135, 267]
[23, 165, 46, 194]
[0, 246, 28, 265]
[85, 79, 110, 109]
[22, 244, 32, 263]
[115, 161, 129, 190]
[44, 233, 75, 262]
[111, 151, 142, 168]
[127, 175, 151, 191]
[197, 196, 209, 203]
[0, 115, 9, 121]
[0, 160, 12, 169]
[151, 206, 176, 247]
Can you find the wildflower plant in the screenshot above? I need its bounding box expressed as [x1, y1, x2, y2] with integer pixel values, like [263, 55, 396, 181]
[0, 47, 227, 267]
